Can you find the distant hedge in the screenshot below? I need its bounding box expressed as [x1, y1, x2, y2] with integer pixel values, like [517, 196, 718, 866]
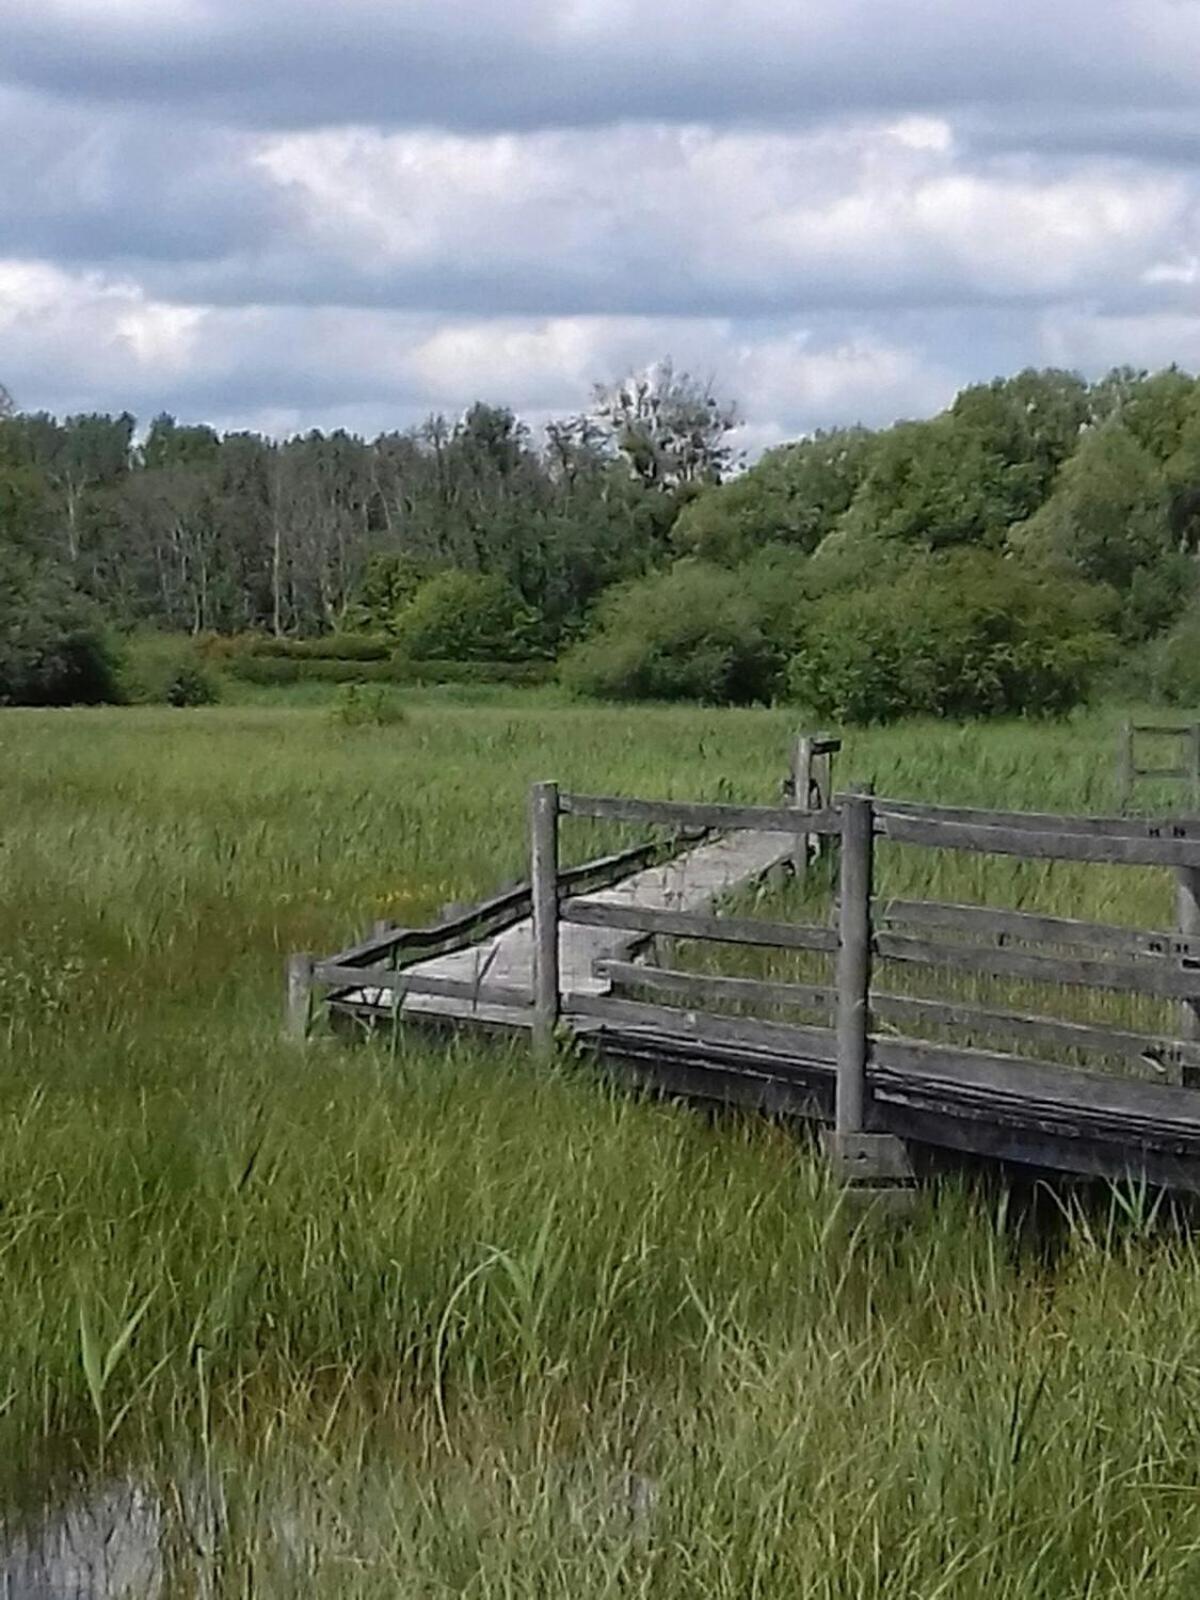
[245, 635, 391, 661]
[226, 656, 553, 687]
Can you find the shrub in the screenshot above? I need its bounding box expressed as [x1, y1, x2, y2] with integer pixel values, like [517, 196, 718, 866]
[0, 553, 120, 706]
[789, 551, 1114, 724]
[392, 571, 545, 663]
[1148, 603, 1200, 706]
[119, 634, 220, 706]
[329, 683, 406, 728]
[561, 561, 787, 704]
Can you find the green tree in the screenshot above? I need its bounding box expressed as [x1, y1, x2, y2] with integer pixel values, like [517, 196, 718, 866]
[673, 428, 874, 565]
[1011, 421, 1170, 611]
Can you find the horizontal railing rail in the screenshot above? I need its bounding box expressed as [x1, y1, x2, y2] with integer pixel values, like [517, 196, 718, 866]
[558, 791, 842, 836]
[559, 898, 838, 951]
[593, 959, 1200, 1075]
[312, 963, 533, 1011]
[327, 834, 703, 971]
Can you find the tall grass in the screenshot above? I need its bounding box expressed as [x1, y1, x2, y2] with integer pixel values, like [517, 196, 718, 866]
[5, 698, 1200, 1595]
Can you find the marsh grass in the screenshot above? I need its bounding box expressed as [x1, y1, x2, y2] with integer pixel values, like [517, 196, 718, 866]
[6, 698, 1200, 1594]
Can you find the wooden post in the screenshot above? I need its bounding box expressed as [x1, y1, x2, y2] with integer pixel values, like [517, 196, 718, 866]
[791, 734, 814, 879]
[285, 952, 313, 1042]
[1191, 724, 1200, 814]
[1118, 720, 1134, 814]
[1178, 867, 1200, 1079]
[835, 792, 873, 1137]
[530, 781, 561, 1057]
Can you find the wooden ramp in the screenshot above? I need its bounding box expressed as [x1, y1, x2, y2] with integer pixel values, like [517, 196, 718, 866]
[339, 828, 795, 1030]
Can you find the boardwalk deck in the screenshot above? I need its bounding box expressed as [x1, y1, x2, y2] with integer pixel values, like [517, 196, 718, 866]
[337, 828, 795, 1029]
[307, 766, 1200, 1198]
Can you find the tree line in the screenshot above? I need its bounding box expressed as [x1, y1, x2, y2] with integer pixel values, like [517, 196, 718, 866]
[4, 362, 1200, 718]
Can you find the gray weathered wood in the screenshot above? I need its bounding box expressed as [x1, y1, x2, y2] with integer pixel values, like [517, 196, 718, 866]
[597, 960, 836, 1014]
[1134, 766, 1192, 781]
[879, 898, 1200, 960]
[558, 791, 842, 836]
[792, 735, 814, 877]
[560, 898, 838, 951]
[836, 792, 874, 1137]
[877, 796, 1200, 841]
[565, 990, 839, 1061]
[313, 962, 533, 1009]
[1192, 723, 1200, 811]
[878, 810, 1200, 868]
[1178, 861, 1200, 1074]
[596, 959, 1200, 1073]
[875, 929, 1200, 999]
[327, 838, 681, 970]
[284, 952, 313, 1042]
[530, 780, 561, 1057]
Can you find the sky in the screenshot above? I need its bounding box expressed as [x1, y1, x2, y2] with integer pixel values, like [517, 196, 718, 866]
[2, 0, 1200, 451]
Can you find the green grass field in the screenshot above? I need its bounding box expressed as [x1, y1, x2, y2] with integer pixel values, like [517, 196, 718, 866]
[7, 692, 1200, 1596]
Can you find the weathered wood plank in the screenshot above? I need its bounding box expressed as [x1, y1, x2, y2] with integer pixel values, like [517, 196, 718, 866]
[597, 961, 836, 1014]
[878, 810, 1200, 867]
[312, 962, 533, 1009]
[565, 990, 839, 1061]
[877, 796, 1200, 842]
[875, 929, 1200, 999]
[837, 791, 873, 1136]
[560, 898, 839, 951]
[879, 898, 1200, 960]
[594, 960, 1200, 1072]
[558, 792, 842, 836]
[1134, 766, 1192, 781]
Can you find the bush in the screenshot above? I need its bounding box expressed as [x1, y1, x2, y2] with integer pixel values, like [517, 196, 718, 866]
[789, 551, 1114, 724]
[392, 571, 545, 663]
[1148, 604, 1200, 706]
[119, 634, 220, 706]
[0, 553, 120, 706]
[329, 683, 406, 728]
[561, 561, 786, 704]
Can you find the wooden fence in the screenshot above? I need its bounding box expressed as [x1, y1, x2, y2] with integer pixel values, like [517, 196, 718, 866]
[530, 787, 1200, 1181]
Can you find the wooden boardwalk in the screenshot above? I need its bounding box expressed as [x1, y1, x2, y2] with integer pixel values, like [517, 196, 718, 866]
[342, 828, 795, 1029]
[297, 758, 1200, 1199]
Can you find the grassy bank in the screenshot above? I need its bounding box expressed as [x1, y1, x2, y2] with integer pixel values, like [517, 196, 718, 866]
[5, 698, 1200, 1595]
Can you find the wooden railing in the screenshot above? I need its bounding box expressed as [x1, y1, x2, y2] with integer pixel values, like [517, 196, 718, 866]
[527, 788, 1200, 1171]
[290, 832, 704, 1036]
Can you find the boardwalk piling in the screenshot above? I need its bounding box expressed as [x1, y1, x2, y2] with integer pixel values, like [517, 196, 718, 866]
[791, 735, 814, 879]
[1179, 864, 1200, 1085]
[285, 952, 314, 1042]
[530, 780, 561, 1057]
[835, 792, 873, 1136]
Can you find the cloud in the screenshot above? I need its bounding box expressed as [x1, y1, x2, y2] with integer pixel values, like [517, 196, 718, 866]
[0, 256, 959, 437]
[3, 0, 1200, 443]
[4, 0, 1199, 132]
